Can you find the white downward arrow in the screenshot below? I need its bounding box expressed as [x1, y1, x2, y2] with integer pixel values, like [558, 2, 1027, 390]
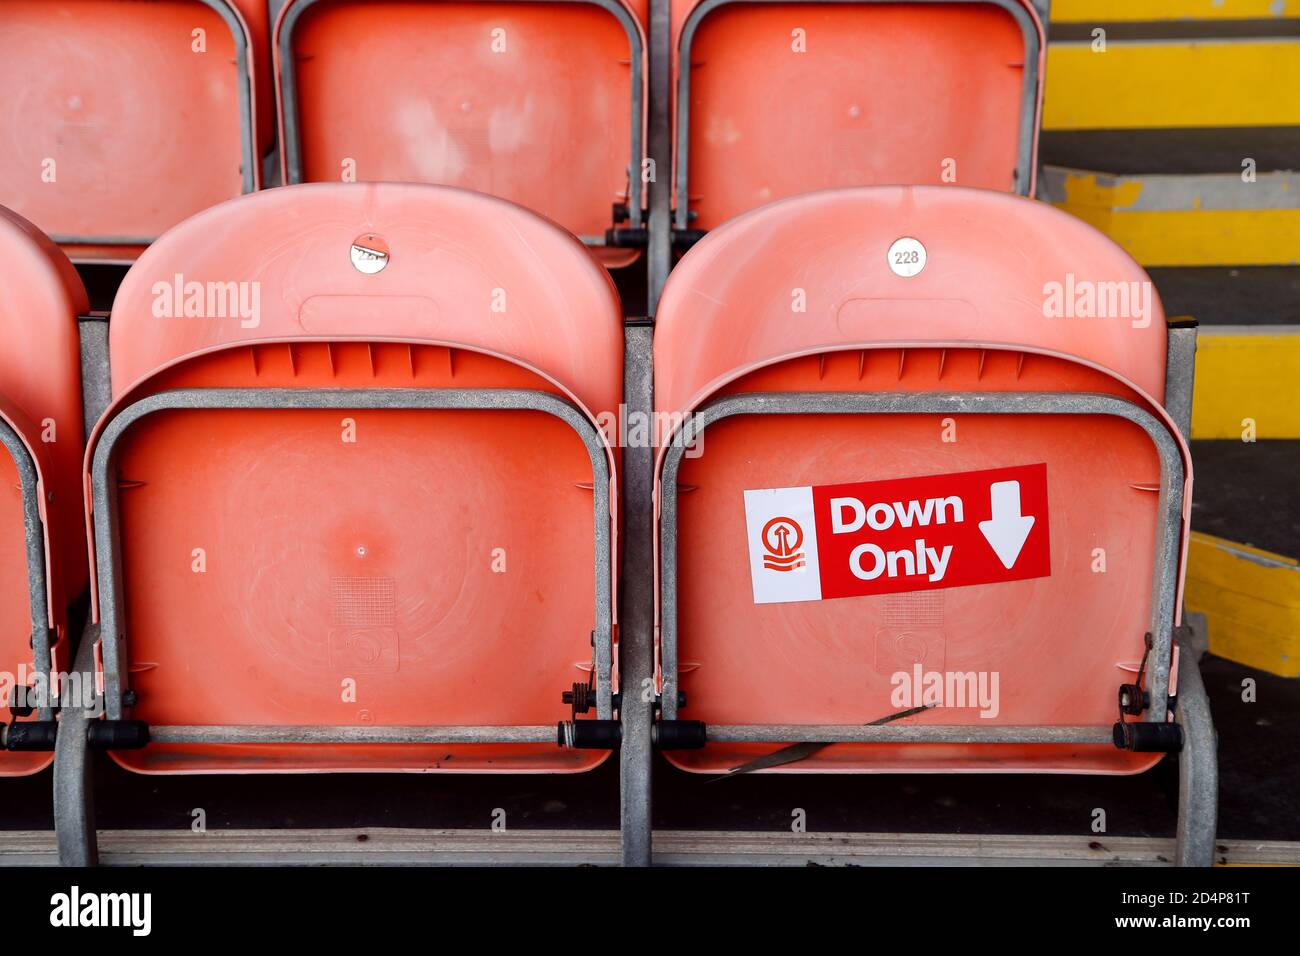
[978, 480, 1035, 569]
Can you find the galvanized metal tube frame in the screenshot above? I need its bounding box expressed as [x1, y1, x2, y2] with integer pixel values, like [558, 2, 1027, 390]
[48, 0, 258, 247]
[0, 419, 55, 722]
[1164, 322, 1198, 444]
[1174, 628, 1217, 867]
[54, 320, 114, 864]
[646, 0, 674, 310]
[53, 623, 100, 866]
[276, 0, 647, 240]
[1163, 323, 1216, 864]
[658, 390, 1187, 740]
[77, 318, 112, 441]
[151, 725, 561, 744]
[618, 326, 655, 865]
[708, 725, 1116, 744]
[673, 0, 1045, 232]
[618, 0, 674, 865]
[89, 387, 615, 738]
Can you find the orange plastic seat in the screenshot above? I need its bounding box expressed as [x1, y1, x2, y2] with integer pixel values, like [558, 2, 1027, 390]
[0, 207, 88, 775]
[84, 182, 622, 773]
[653, 186, 1193, 776]
[670, 0, 1046, 235]
[274, 0, 648, 266]
[0, 0, 268, 262]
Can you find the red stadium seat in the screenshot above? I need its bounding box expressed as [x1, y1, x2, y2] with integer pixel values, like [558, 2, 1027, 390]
[0, 206, 88, 774]
[76, 183, 622, 775]
[653, 186, 1194, 777]
[669, 0, 1046, 237]
[274, 0, 648, 267]
[0, 0, 269, 262]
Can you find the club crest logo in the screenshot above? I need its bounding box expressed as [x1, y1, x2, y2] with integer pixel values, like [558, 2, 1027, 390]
[760, 515, 806, 572]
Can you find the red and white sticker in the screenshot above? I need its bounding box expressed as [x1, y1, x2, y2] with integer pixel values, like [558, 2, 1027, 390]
[743, 464, 1051, 605]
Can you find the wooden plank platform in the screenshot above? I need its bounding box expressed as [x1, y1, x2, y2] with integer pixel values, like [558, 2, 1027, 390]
[1, 829, 1296, 867]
